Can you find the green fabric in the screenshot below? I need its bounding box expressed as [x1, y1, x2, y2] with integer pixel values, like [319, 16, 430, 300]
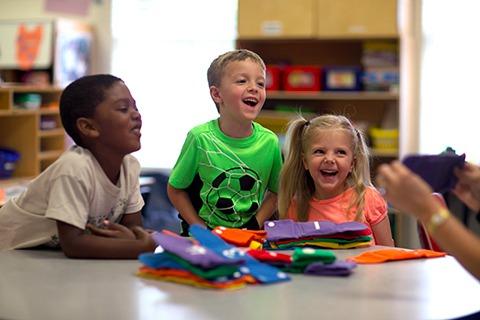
[281, 248, 336, 273]
[291, 248, 336, 267]
[164, 252, 239, 280]
[169, 119, 282, 228]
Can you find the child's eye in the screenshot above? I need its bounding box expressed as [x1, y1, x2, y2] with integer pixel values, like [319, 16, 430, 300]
[236, 79, 246, 84]
[336, 150, 347, 156]
[314, 149, 325, 155]
[257, 82, 265, 88]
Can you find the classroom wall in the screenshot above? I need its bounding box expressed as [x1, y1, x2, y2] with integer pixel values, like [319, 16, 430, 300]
[0, 0, 112, 74]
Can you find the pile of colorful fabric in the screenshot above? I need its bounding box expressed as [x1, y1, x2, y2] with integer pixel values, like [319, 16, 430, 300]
[248, 247, 356, 276]
[137, 225, 290, 290]
[200, 226, 357, 276]
[264, 219, 373, 249]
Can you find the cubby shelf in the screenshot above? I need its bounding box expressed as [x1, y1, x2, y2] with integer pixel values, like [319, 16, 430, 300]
[0, 86, 65, 183]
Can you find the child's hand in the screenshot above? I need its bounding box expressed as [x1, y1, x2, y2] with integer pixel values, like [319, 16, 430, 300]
[131, 226, 157, 251]
[86, 220, 136, 240]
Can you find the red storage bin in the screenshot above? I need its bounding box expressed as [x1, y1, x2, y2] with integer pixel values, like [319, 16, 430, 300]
[283, 66, 321, 91]
[266, 65, 282, 91]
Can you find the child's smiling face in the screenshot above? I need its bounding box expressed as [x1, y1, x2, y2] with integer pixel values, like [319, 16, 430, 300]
[303, 128, 355, 200]
[92, 81, 142, 156]
[212, 58, 266, 126]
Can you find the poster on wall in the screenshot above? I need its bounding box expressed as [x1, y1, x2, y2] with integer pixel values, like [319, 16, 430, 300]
[0, 20, 53, 69]
[54, 19, 92, 88]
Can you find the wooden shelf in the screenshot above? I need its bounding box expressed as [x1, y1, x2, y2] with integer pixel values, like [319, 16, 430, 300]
[39, 129, 65, 137]
[267, 91, 399, 101]
[0, 86, 65, 179]
[39, 150, 64, 161]
[40, 108, 60, 115]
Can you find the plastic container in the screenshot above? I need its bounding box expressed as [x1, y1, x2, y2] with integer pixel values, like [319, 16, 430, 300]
[14, 93, 42, 110]
[369, 128, 399, 151]
[0, 148, 21, 179]
[283, 66, 321, 91]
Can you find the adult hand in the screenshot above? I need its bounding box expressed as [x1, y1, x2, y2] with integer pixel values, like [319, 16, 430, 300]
[376, 161, 440, 222]
[87, 220, 136, 240]
[453, 162, 480, 211]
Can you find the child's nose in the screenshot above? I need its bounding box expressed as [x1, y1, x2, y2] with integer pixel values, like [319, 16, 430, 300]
[132, 109, 141, 120]
[247, 82, 258, 92]
[324, 153, 335, 162]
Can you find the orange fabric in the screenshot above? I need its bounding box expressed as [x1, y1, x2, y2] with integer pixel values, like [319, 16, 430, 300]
[349, 248, 446, 264]
[137, 266, 252, 289]
[212, 227, 267, 247]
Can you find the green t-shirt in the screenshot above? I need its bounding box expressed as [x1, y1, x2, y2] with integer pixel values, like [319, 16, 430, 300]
[169, 119, 283, 228]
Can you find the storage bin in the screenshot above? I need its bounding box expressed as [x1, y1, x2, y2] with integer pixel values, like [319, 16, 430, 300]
[283, 66, 321, 91]
[322, 66, 362, 91]
[0, 148, 20, 179]
[369, 128, 398, 151]
[266, 65, 282, 91]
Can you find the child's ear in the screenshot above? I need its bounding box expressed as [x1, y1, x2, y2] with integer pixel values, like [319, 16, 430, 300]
[302, 154, 308, 170]
[350, 158, 356, 173]
[210, 86, 222, 104]
[76, 117, 100, 139]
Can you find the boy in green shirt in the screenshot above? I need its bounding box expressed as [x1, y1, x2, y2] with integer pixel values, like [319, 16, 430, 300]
[167, 49, 282, 235]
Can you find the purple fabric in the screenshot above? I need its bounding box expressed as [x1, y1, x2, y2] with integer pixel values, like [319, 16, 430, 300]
[403, 154, 466, 193]
[151, 232, 242, 268]
[264, 219, 368, 241]
[304, 260, 357, 276]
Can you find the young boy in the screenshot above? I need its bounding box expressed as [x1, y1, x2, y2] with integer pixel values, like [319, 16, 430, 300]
[0, 74, 156, 258]
[167, 49, 282, 235]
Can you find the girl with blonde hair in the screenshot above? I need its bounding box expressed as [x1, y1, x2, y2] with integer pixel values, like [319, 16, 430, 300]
[278, 114, 394, 246]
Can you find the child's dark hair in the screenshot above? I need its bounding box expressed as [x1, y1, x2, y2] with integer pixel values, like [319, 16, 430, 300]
[60, 74, 123, 147]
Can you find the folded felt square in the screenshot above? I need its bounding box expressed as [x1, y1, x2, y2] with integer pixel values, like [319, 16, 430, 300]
[304, 260, 357, 276]
[403, 154, 466, 193]
[264, 219, 369, 241]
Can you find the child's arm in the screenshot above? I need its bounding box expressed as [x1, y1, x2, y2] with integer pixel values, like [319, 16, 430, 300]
[119, 211, 143, 229]
[255, 191, 278, 226]
[371, 215, 395, 246]
[167, 184, 206, 227]
[57, 221, 156, 259]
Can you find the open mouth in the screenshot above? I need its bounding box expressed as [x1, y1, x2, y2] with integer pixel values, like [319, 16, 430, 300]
[243, 97, 258, 107]
[320, 169, 338, 177]
[131, 124, 142, 135]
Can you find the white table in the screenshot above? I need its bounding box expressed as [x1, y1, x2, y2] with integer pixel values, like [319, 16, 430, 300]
[0, 246, 479, 320]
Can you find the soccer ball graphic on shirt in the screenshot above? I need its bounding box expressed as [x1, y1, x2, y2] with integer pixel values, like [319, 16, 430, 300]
[206, 166, 261, 224]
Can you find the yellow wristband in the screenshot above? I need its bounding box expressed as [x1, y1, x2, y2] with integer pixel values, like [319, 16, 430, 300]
[426, 208, 451, 234]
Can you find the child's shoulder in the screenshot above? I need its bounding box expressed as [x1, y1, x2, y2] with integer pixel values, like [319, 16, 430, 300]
[56, 145, 96, 169]
[362, 186, 387, 208]
[252, 122, 279, 141]
[188, 120, 216, 135]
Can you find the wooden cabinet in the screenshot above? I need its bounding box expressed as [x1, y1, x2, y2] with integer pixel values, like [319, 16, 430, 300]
[238, 0, 397, 38]
[0, 86, 65, 181]
[316, 0, 397, 37]
[238, 0, 316, 38]
[237, 0, 401, 174]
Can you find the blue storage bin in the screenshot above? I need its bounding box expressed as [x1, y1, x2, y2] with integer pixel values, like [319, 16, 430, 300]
[0, 148, 21, 179]
[322, 66, 362, 91]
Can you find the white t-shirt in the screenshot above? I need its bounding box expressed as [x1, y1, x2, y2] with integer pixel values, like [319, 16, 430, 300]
[0, 146, 144, 250]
